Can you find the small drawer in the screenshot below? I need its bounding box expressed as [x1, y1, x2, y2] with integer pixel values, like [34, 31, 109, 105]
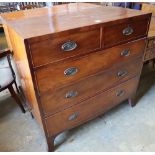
[147, 38, 155, 48]
[45, 77, 139, 136]
[30, 27, 101, 67]
[104, 18, 149, 48]
[35, 39, 145, 94]
[40, 57, 142, 116]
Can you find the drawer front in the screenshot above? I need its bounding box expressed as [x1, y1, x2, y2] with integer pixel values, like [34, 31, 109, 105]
[45, 77, 139, 136]
[40, 57, 142, 116]
[144, 48, 155, 61]
[147, 38, 155, 48]
[104, 18, 148, 48]
[35, 39, 145, 94]
[30, 27, 101, 67]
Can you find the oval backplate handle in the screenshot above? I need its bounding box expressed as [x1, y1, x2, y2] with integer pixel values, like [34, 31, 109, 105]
[122, 26, 134, 36]
[117, 70, 128, 77]
[61, 41, 77, 52]
[116, 90, 125, 97]
[121, 49, 130, 57]
[65, 91, 78, 99]
[64, 67, 79, 76]
[68, 112, 80, 121]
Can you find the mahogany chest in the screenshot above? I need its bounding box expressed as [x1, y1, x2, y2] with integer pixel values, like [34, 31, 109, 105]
[0, 3, 151, 151]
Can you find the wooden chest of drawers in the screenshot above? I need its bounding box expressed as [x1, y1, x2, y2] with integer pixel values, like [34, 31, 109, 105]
[1, 3, 151, 151]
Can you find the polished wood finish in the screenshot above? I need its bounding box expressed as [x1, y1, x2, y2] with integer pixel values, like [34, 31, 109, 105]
[1, 3, 151, 151]
[45, 77, 139, 136]
[36, 39, 145, 93]
[104, 17, 149, 48]
[30, 27, 101, 67]
[40, 57, 143, 116]
[0, 3, 150, 39]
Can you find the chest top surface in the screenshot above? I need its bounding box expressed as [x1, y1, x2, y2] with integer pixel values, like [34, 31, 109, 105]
[0, 3, 150, 39]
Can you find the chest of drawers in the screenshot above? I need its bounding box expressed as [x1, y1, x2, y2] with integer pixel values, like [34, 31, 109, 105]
[0, 3, 151, 151]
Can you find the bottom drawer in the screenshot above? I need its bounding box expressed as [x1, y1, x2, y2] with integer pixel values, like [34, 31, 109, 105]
[45, 77, 139, 136]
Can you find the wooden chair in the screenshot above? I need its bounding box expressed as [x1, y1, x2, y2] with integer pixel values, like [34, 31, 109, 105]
[0, 49, 25, 113]
[0, 4, 18, 13]
[19, 2, 45, 10]
[141, 3, 155, 66]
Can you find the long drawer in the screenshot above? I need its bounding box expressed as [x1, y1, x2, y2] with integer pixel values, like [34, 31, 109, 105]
[45, 77, 139, 136]
[40, 57, 143, 116]
[30, 27, 101, 67]
[35, 39, 145, 94]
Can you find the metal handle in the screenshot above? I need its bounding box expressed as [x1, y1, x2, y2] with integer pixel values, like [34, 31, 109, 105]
[61, 41, 77, 51]
[117, 70, 127, 77]
[66, 91, 78, 98]
[116, 90, 125, 97]
[68, 112, 79, 121]
[121, 49, 130, 57]
[122, 26, 133, 36]
[64, 67, 79, 76]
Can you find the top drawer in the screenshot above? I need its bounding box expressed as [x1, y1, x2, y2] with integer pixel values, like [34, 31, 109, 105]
[29, 27, 101, 67]
[104, 17, 149, 48]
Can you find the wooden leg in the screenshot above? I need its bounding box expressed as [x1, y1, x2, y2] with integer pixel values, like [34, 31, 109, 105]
[30, 112, 34, 119]
[47, 136, 55, 152]
[128, 96, 136, 107]
[8, 84, 25, 113]
[14, 81, 20, 94]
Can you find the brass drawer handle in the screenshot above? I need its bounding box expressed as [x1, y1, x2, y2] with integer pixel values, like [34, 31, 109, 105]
[117, 70, 128, 77]
[68, 112, 79, 121]
[61, 41, 77, 51]
[122, 26, 134, 36]
[121, 49, 130, 57]
[116, 90, 125, 97]
[66, 91, 78, 98]
[64, 67, 79, 76]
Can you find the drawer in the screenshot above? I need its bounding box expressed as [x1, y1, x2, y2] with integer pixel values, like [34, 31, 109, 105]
[144, 48, 155, 61]
[40, 57, 142, 116]
[45, 77, 139, 136]
[104, 18, 149, 48]
[147, 38, 155, 48]
[35, 39, 145, 94]
[30, 27, 101, 67]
